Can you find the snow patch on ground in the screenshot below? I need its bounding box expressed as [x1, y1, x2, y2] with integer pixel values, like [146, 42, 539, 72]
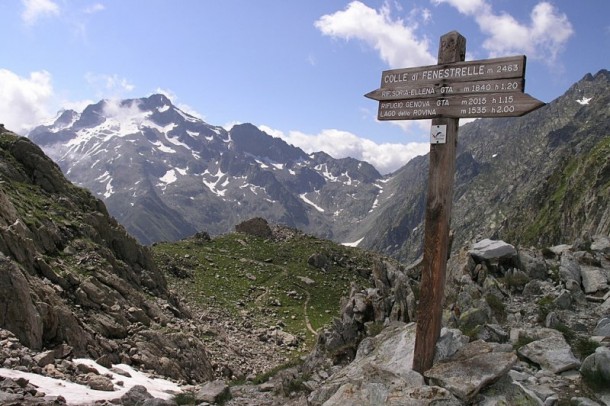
[0, 359, 180, 405]
[299, 193, 324, 212]
[369, 197, 380, 213]
[159, 169, 177, 184]
[151, 140, 176, 154]
[342, 237, 364, 247]
[103, 179, 114, 198]
[203, 168, 228, 197]
[315, 164, 338, 182]
[176, 109, 199, 123]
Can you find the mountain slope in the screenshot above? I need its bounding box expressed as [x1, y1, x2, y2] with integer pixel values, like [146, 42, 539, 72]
[29, 95, 382, 245]
[0, 127, 214, 382]
[357, 69, 610, 261]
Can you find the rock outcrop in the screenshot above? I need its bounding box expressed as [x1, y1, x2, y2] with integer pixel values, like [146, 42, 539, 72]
[297, 235, 610, 405]
[0, 129, 213, 383]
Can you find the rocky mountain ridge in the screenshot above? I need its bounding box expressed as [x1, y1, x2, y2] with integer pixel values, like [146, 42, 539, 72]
[28, 70, 610, 267]
[362, 69, 610, 262]
[29, 95, 382, 245]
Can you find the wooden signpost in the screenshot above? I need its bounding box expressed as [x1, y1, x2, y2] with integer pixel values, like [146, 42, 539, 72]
[365, 31, 544, 373]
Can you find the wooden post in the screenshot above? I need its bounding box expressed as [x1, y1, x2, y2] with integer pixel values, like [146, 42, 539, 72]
[412, 31, 466, 373]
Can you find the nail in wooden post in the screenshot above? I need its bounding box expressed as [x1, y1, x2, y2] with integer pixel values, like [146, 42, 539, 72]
[412, 31, 466, 373]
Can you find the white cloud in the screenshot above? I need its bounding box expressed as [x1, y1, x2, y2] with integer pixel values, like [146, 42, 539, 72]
[102, 98, 143, 121]
[307, 53, 317, 66]
[223, 121, 242, 131]
[420, 8, 433, 24]
[432, 0, 573, 63]
[432, 0, 487, 15]
[315, 2, 439, 154]
[0, 69, 54, 133]
[21, 0, 60, 25]
[85, 72, 135, 99]
[60, 98, 95, 113]
[84, 3, 105, 14]
[259, 125, 429, 174]
[315, 1, 436, 68]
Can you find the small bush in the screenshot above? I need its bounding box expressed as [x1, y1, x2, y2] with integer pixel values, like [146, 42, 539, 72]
[285, 376, 311, 395]
[499, 271, 530, 292]
[173, 391, 197, 405]
[513, 334, 535, 351]
[366, 321, 385, 337]
[536, 295, 555, 322]
[554, 323, 576, 342]
[573, 338, 600, 359]
[485, 294, 506, 322]
[581, 368, 608, 391]
[251, 357, 303, 385]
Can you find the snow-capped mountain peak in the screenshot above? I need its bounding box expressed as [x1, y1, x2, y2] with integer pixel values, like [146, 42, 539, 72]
[28, 94, 383, 245]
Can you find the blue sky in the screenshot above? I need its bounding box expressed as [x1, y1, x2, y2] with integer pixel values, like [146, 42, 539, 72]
[0, 1, 608, 173]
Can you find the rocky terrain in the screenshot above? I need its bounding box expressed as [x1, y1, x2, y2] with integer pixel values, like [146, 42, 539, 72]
[0, 127, 217, 404]
[360, 69, 610, 262]
[0, 71, 609, 405]
[1, 154, 609, 406]
[295, 235, 610, 405]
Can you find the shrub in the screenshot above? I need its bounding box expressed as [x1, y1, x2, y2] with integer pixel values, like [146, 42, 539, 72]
[173, 391, 197, 405]
[573, 338, 600, 359]
[554, 323, 576, 342]
[536, 295, 555, 322]
[513, 334, 535, 351]
[485, 293, 506, 322]
[502, 271, 530, 290]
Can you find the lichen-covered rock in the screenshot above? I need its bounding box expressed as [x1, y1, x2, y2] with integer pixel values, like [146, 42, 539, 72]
[580, 266, 609, 294]
[308, 322, 431, 406]
[593, 318, 610, 337]
[0, 253, 44, 349]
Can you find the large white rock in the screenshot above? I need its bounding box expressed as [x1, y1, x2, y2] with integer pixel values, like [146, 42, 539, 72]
[518, 334, 581, 374]
[307, 322, 461, 405]
[425, 340, 517, 402]
[469, 239, 516, 260]
[580, 266, 609, 294]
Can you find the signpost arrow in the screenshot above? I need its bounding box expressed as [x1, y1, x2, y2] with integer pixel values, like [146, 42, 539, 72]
[376, 92, 544, 120]
[365, 78, 525, 101]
